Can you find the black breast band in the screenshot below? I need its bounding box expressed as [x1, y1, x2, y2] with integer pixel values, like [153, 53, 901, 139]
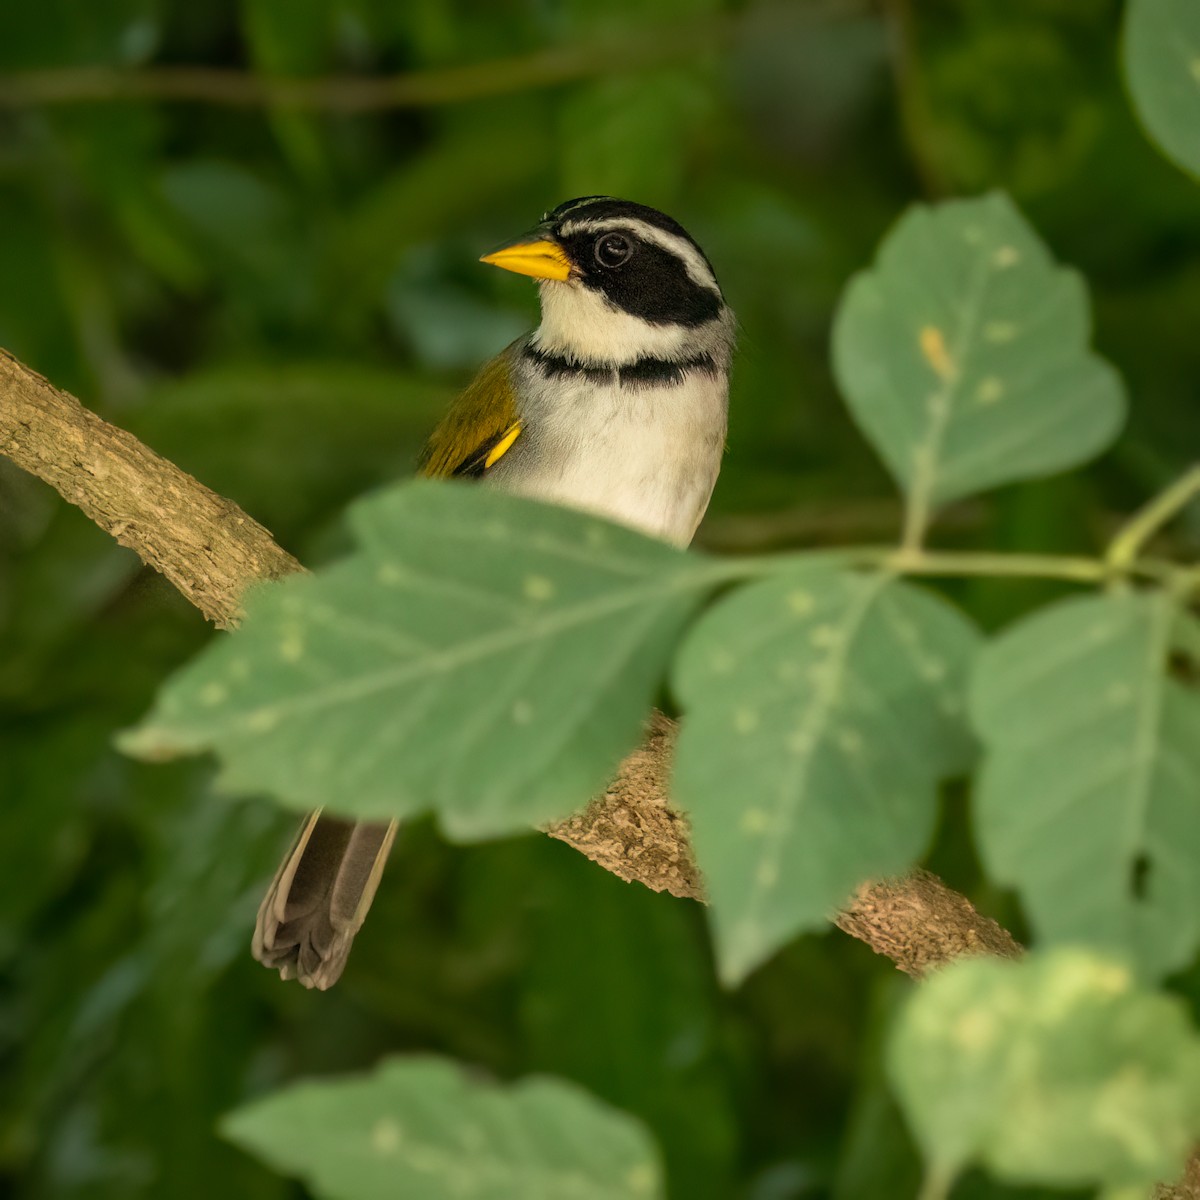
[524, 345, 718, 388]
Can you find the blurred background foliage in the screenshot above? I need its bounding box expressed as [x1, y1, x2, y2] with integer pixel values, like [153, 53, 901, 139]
[0, 1, 1197, 1197]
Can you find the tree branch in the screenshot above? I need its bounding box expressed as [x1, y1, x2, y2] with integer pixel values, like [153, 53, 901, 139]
[0, 350, 300, 626]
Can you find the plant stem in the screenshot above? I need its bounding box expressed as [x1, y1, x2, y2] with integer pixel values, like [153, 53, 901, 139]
[1107, 463, 1200, 571]
[703, 545, 1186, 589]
[884, 548, 1107, 584]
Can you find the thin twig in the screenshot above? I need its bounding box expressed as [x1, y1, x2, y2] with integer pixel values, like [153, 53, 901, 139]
[0, 4, 859, 113]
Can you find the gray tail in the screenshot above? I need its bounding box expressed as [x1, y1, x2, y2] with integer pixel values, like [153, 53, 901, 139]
[252, 811, 398, 990]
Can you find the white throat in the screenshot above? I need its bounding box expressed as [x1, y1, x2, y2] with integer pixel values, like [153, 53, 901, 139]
[533, 281, 698, 365]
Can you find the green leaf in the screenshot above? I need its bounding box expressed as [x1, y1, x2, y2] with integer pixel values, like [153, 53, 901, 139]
[121, 483, 715, 838]
[1124, 0, 1200, 177]
[831, 193, 1125, 534]
[887, 948, 1200, 1192]
[221, 1056, 664, 1200]
[970, 591, 1200, 981]
[672, 567, 980, 984]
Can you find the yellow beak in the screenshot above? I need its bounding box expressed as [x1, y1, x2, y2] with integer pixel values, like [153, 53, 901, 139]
[479, 239, 572, 282]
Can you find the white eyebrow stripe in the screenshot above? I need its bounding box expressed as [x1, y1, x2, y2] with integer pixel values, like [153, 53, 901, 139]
[558, 216, 721, 294]
[552, 197, 616, 221]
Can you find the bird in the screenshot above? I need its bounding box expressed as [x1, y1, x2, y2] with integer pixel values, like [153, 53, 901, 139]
[252, 196, 736, 989]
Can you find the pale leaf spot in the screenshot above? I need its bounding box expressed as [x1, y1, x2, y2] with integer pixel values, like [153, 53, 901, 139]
[1106, 683, 1133, 707]
[954, 1010, 1000, 1051]
[993, 245, 1020, 268]
[376, 563, 403, 586]
[810, 624, 840, 650]
[919, 658, 947, 683]
[919, 325, 957, 381]
[757, 862, 779, 888]
[229, 660, 250, 681]
[985, 320, 1018, 343]
[523, 574, 555, 601]
[788, 728, 814, 756]
[200, 682, 227, 706]
[248, 709, 279, 733]
[734, 708, 759, 734]
[787, 589, 814, 616]
[627, 1163, 658, 1195]
[279, 631, 303, 662]
[975, 377, 1004, 406]
[926, 391, 950, 422]
[709, 649, 736, 675]
[838, 728, 864, 754]
[741, 807, 771, 834]
[585, 524, 608, 548]
[1191, 57, 1200, 84]
[371, 1118, 402, 1154]
[511, 699, 534, 725]
[962, 224, 984, 244]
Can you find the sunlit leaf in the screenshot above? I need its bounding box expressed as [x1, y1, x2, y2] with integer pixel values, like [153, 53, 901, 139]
[832, 193, 1125, 528]
[121, 483, 717, 838]
[1124, 0, 1200, 177]
[970, 591, 1200, 980]
[888, 949, 1200, 1193]
[221, 1056, 665, 1200]
[672, 567, 979, 984]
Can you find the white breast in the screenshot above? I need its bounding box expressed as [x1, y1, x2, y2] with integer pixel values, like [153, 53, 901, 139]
[488, 365, 728, 548]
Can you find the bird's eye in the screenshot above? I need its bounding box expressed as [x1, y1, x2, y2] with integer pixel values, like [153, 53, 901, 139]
[594, 233, 632, 268]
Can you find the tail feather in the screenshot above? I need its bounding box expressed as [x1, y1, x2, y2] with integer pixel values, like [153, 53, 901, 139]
[253, 811, 398, 990]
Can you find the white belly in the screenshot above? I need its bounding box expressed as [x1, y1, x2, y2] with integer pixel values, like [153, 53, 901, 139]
[490, 370, 728, 548]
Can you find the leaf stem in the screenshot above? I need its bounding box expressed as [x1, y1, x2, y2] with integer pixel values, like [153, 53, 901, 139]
[883, 548, 1107, 583]
[917, 1166, 955, 1200]
[703, 545, 1187, 589]
[1107, 463, 1200, 571]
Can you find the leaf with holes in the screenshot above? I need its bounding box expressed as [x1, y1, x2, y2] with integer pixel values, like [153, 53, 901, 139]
[671, 566, 980, 984]
[832, 193, 1125, 530]
[971, 592, 1200, 981]
[221, 1056, 664, 1200]
[1125, 0, 1200, 177]
[888, 948, 1200, 1195]
[121, 482, 716, 839]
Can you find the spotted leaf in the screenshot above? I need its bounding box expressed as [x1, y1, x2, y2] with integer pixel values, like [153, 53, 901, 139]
[971, 591, 1200, 981]
[888, 949, 1200, 1195]
[221, 1056, 664, 1200]
[121, 481, 716, 838]
[832, 192, 1125, 524]
[671, 567, 980, 984]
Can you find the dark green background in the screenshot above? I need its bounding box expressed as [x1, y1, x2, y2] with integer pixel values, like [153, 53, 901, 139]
[1, 1, 1197, 1197]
